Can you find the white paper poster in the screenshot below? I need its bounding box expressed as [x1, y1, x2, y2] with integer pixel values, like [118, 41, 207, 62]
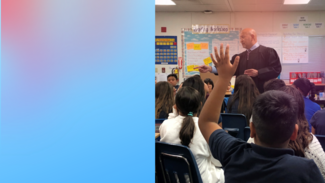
[302, 23, 313, 29]
[212, 39, 239, 59]
[155, 73, 168, 82]
[281, 23, 290, 29]
[315, 22, 324, 28]
[292, 23, 300, 29]
[185, 42, 210, 72]
[282, 33, 308, 63]
[298, 16, 308, 22]
[257, 32, 282, 62]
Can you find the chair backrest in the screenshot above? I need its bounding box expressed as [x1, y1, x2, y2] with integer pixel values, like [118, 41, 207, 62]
[156, 141, 203, 183]
[244, 126, 251, 141]
[315, 135, 325, 151]
[221, 113, 247, 141]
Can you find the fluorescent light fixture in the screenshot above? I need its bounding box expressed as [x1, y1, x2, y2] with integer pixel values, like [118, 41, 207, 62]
[284, 0, 310, 4]
[155, 0, 176, 5]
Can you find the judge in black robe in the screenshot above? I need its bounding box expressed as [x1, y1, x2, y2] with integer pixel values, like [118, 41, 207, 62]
[228, 45, 282, 93]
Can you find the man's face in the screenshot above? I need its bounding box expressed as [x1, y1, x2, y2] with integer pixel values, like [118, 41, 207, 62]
[240, 32, 253, 50]
[167, 77, 178, 86]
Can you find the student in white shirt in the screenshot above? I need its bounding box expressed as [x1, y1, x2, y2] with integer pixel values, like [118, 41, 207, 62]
[160, 86, 224, 183]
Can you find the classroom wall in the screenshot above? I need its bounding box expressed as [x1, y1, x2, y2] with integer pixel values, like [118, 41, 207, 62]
[155, 11, 325, 83]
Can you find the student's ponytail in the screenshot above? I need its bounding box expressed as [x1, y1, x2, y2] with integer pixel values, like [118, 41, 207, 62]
[309, 82, 316, 102]
[175, 86, 201, 147]
[179, 113, 195, 147]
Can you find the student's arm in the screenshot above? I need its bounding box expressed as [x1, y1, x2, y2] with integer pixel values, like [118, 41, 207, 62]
[199, 44, 240, 143]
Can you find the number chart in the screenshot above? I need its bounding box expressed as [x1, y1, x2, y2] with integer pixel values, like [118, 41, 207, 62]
[155, 36, 177, 65]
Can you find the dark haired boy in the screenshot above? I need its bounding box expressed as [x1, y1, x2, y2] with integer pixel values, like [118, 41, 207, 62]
[199, 44, 324, 183]
[167, 74, 179, 90]
[264, 78, 286, 92]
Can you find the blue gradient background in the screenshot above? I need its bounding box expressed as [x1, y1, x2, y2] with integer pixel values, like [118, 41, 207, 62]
[1, 0, 154, 182]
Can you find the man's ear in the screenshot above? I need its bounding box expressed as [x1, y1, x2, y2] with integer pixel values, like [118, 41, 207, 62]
[250, 122, 256, 138]
[290, 124, 299, 141]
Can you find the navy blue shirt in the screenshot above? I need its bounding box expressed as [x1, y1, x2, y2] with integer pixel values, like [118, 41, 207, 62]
[311, 109, 325, 135]
[304, 97, 321, 132]
[209, 130, 324, 183]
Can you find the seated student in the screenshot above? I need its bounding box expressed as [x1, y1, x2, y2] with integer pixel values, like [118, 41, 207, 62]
[293, 78, 321, 132]
[248, 85, 325, 179]
[167, 74, 179, 91]
[199, 44, 324, 183]
[204, 78, 214, 99]
[263, 78, 286, 92]
[311, 109, 325, 135]
[226, 75, 260, 126]
[223, 82, 233, 112]
[160, 86, 224, 183]
[155, 81, 174, 119]
[182, 75, 222, 124]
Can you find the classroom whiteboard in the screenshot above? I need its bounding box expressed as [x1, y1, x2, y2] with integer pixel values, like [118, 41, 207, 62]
[281, 36, 325, 80]
[184, 31, 240, 76]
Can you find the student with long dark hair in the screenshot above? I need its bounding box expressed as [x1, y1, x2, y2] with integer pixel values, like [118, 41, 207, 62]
[155, 81, 174, 119]
[160, 86, 224, 183]
[293, 78, 321, 132]
[227, 75, 260, 125]
[248, 86, 325, 179]
[204, 78, 214, 99]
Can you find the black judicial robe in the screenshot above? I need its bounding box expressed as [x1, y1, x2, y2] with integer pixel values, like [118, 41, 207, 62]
[215, 45, 282, 93]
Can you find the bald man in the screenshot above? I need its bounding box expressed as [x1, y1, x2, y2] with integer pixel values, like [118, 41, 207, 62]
[195, 28, 282, 93]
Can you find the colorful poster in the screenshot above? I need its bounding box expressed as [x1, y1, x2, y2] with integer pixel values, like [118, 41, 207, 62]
[155, 36, 177, 65]
[184, 31, 239, 76]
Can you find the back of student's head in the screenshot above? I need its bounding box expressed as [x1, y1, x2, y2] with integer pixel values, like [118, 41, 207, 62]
[264, 79, 286, 92]
[279, 86, 312, 157]
[183, 75, 206, 115]
[253, 90, 298, 146]
[204, 78, 214, 89]
[229, 75, 259, 125]
[176, 86, 201, 147]
[293, 78, 316, 101]
[155, 81, 174, 119]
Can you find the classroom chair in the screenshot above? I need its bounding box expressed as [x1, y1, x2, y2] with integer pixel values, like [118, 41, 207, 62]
[315, 135, 325, 151]
[221, 113, 247, 141]
[156, 141, 203, 183]
[244, 126, 251, 141]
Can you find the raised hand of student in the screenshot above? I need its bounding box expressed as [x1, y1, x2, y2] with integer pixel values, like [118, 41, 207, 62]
[199, 44, 240, 143]
[210, 44, 240, 80]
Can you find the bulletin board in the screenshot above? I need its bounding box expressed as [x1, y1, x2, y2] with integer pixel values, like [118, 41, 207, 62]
[155, 36, 178, 65]
[183, 31, 240, 76]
